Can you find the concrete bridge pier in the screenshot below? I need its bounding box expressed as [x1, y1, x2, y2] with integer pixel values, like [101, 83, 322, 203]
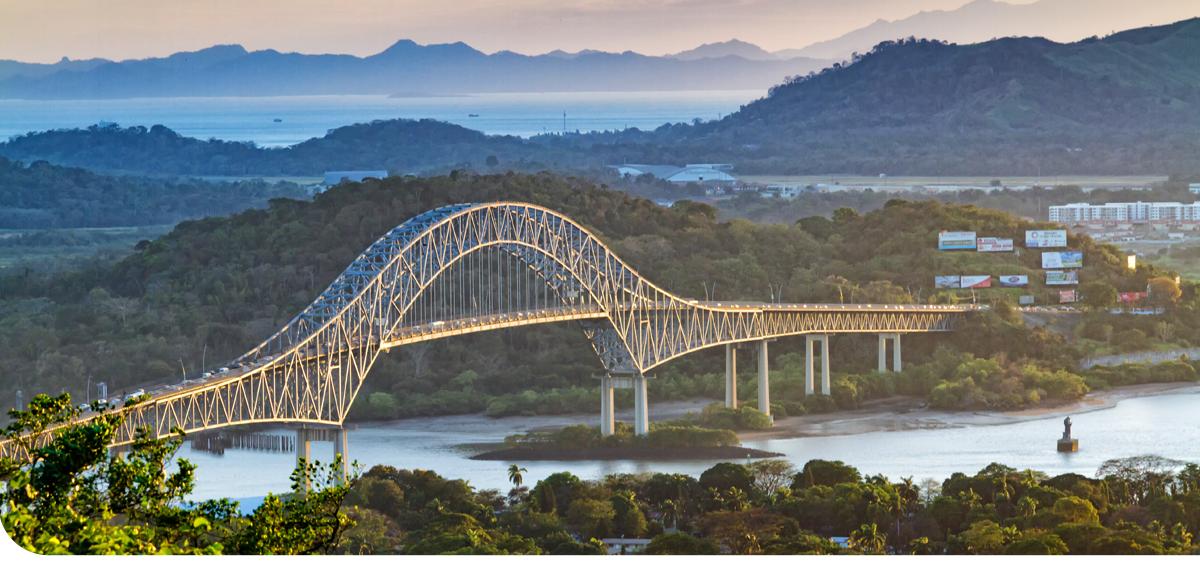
[633, 374, 649, 436]
[805, 334, 831, 395]
[601, 376, 615, 436]
[725, 344, 738, 408]
[758, 339, 772, 420]
[296, 426, 350, 488]
[878, 333, 902, 372]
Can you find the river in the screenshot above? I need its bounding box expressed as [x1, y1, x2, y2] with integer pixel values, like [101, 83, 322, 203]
[0, 91, 763, 147]
[178, 388, 1200, 502]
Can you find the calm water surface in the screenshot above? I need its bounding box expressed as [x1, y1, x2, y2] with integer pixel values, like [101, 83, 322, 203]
[180, 390, 1200, 502]
[0, 91, 762, 146]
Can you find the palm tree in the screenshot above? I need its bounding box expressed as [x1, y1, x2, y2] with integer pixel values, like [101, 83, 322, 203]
[958, 488, 982, 509]
[1019, 469, 1040, 489]
[851, 523, 888, 554]
[1017, 496, 1038, 520]
[426, 498, 447, 515]
[659, 499, 683, 530]
[507, 464, 527, 488]
[723, 487, 749, 512]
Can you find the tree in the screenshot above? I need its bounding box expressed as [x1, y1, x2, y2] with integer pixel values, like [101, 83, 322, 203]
[699, 462, 755, 493]
[485, 155, 500, 167]
[508, 464, 527, 488]
[850, 523, 888, 553]
[1156, 321, 1176, 344]
[1080, 282, 1118, 311]
[793, 459, 861, 489]
[643, 532, 721, 554]
[748, 459, 795, 497]
[698, 509, 785, 554]
[1148, 277, 1182, 309]
[832, 207, 860, 224]
[0, 393, 359, 555]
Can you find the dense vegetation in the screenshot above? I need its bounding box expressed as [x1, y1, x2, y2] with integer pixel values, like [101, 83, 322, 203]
[565, 19, 1200, 175]
[1, 394, 357, 554]
[0, 120, 561, 177]
[0, 156, 306, 228]
[342, 455, 1200, 554]
[502, 421, 741, 451]
[0, 172, 1196, 421]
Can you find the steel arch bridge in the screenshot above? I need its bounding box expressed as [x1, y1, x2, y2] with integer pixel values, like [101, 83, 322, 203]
[2, 202, 976, 457]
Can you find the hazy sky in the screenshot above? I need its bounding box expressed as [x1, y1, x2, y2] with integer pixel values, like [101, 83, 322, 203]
[0, 0, 1195, 63]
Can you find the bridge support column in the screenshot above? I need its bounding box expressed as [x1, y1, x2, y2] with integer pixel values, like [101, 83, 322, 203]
[878, 333, 902, 373]
[601, 377, 615, 436]
[757, 340, 771, 421]
[634, 374, 649, 436]
[333, 428, 349, 482]
[725, 344, 738, 408]
[806, 334, 831, 395]
[296, 428, 314, 491]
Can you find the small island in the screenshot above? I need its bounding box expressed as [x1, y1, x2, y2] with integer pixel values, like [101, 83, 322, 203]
[471, 421, 783, 462]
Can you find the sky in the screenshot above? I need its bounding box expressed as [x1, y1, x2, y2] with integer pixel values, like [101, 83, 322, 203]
[0, 0, 1196, 64]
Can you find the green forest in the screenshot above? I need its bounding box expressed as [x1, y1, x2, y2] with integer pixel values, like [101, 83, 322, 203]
[1, 171, 1198, 422]
[6, 395, 1200, 555]
[0, 156, 306, 229]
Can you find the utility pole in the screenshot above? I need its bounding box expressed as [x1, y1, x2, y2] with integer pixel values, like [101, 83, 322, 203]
[86, 373, 92, 402]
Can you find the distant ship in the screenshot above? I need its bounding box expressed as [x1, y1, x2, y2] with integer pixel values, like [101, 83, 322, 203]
[273, 118, 282, 122]
[468, 114, 479, 117]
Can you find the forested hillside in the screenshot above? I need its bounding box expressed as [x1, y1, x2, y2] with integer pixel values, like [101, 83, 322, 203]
[0, 156, 305, 228]
[0, 173, 1193, 418]
[565, 19, 1200, 175]
[0, 120, 551, 177]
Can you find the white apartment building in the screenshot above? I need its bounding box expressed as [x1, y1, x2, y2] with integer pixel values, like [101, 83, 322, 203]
[1048, 202, 1200, 224]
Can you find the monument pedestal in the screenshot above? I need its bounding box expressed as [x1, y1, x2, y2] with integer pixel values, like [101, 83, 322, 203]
[1057, 438, 1078, 453]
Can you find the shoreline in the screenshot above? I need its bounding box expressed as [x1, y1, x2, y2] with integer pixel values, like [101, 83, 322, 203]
[737, 381, 1200, 442]
[349, 382, 1200, 446]
[470, 446, 783, 462]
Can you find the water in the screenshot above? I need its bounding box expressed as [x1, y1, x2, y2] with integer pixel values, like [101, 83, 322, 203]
[178, 389, 1200, 502]
[0, 91, 762, 147]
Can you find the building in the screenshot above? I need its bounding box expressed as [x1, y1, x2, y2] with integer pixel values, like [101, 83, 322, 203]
[1190, 183, 1200, 194]
[323, 171, 389, 185]
[1048, 202, 1200, 224]
[611, 164, 737, 184]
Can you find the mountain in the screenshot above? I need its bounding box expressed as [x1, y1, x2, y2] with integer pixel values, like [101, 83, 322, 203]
[0, 56, 110, 81]
[668, 40, 777, 61]
[568, 18, 1200, 176]
[0, 40, 829, 100]
[784, 0, 1200, 61]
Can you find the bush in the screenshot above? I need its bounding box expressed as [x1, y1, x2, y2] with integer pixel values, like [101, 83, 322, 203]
[830, 380, 860, 409]
[780, 401, 807, 416]
[804, 394, 837, 414]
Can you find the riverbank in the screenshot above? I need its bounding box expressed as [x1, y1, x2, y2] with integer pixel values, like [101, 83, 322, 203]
[736, 381, 1200, 442]
[471, 446, 782, 461]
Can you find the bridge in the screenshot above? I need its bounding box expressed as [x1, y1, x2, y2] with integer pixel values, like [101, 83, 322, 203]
[2, 202, 976, 462]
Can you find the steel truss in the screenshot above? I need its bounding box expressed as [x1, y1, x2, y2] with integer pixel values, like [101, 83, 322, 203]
[2, 203, 973, 456]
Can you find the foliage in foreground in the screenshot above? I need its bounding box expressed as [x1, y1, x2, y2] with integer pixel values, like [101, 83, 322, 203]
[0, 394, 358, 554]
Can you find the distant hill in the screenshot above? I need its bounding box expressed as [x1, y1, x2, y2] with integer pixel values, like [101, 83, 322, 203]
[668, 40, 778, 61]
[0, 56, 110, 81]
[571, 18, 1200, 175]
[783, 0, 1200, 61]
[0, 40, 829, 99]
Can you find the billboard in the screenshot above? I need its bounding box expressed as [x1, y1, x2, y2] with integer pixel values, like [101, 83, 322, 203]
[977, 237, 1014, 252]
[1019, 295, 1035, 305]
[1026, 230, 1068, 248]
[961, 275, 991, 289]
[1046, 271, 1079, 285]
[1042, 251, 1083, 269]
[939, 231, 977, 250]
[1119, 292, 1147, 303]
[1059, 290, 1077, 303]
[998, 275, 1029, 287]
[935, 276, 961, 289]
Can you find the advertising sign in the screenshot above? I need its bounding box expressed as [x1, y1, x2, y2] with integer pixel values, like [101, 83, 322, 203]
[1019, 295, 1035, 305]
[935, 276, 961, 289]
[1046, 271, 1079, 285]
[998, 275, 1029, 288]
[1026, 230, 1068, 248]
[961, 275, 991, 289]
[938, 231, 977, 250]
[1119, 292, 1147, 303]
[977, 237, 1014, 252]
[1042, 251, 1083, 269]
[1059, 290, 1077, 303]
